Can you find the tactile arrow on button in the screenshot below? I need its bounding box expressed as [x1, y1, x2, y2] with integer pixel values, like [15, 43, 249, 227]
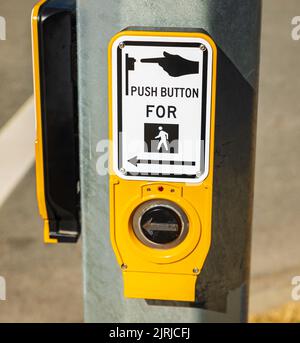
[143, 218, 179, 232]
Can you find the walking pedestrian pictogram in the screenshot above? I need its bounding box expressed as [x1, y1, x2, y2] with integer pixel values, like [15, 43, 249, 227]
[155, 126, 169, 151]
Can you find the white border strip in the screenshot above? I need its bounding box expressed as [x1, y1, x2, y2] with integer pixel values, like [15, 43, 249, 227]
[0, 96, 35, 208]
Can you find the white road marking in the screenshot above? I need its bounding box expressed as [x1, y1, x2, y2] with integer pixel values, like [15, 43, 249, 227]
[0, 96, 35, 208]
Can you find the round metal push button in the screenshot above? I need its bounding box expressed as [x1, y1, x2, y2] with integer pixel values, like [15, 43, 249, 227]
[132, 200, 189, 249]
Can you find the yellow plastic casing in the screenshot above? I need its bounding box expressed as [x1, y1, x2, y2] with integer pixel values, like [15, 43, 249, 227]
[31, 0, 57, 244]
[109, 30, 217, 301]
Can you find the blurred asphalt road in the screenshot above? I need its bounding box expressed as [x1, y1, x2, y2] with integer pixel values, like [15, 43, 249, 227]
[0, 0, 83, 323]
[0, 169, 83, 322]
[0, 0, 299, 322]
[0, 0, 36, 128]
[250, 0, 300, 314]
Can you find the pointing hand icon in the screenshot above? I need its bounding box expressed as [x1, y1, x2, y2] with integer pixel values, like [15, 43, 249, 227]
[141, 51, 199, 77]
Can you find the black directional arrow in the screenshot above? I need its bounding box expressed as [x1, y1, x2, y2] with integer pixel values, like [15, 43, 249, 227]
[127, 156, 139, 166]
[128, 156, 196, 167]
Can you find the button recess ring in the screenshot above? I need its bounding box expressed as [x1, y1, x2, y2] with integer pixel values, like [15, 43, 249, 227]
[132, 199, 189, 249]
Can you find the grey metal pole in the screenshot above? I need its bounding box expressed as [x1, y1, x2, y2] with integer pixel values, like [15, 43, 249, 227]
[77, 0, 261, 323]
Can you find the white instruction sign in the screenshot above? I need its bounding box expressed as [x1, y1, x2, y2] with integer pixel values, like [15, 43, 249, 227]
[111, 34, 214, 183]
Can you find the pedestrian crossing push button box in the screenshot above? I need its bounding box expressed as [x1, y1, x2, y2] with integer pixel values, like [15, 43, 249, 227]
[32, 0, 80, 243]
[109, 29, 217, 301]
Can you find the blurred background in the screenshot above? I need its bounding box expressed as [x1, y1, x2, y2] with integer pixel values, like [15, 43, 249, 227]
[0, 0, 299, 322]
